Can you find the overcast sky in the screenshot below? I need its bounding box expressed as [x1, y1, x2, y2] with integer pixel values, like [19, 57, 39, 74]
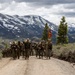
[0, 0, 75, 25]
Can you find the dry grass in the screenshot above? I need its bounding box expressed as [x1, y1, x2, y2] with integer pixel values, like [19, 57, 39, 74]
[53, 43, 75, 57]
[0, 51, 3, 59]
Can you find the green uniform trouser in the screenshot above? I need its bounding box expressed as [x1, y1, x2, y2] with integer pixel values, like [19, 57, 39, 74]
[46, 49, 52, 59]
[12, 49, 17, 59]
[25, 49, 30, 59]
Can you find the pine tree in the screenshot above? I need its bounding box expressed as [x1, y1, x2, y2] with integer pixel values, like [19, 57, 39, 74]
[42, 23, 49, 41]
[57, 16, 68, 44]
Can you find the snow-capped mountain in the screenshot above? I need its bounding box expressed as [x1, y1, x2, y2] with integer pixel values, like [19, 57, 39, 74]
[68, 23, 75, 32]
[0, 13, 75, 43]
[68, 23, 75, 42]
[0, 13, 57, 41]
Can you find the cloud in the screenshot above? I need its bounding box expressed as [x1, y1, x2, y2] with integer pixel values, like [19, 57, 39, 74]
[64, 3, 75, 9]
[51, 4, 75, 17]
[0, 0, 75, 5]
[0, 1, 37, 15]
[0, 1, 16, 10]
[57, 12, 75, 17]
[0, 1, 75, 24]
[0, 0, 75, 9]
[0, 0, 12, 3]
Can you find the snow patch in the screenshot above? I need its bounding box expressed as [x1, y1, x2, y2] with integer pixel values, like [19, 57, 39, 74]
[14, 27, 18, 29]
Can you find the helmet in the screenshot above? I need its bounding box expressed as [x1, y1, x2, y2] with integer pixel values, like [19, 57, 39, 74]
[10, 42, 12, 45]
[15, 41, 17, 44]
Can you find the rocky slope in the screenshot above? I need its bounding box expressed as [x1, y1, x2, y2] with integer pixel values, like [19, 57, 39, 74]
[0, 13, 75, 43]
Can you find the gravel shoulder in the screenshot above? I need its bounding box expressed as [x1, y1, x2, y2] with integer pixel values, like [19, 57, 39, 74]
[25, 57, 75, 75]
[0, 57, 75, 75]
[0, 58, 11, 69]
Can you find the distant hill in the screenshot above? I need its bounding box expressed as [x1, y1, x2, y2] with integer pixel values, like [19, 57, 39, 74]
[0, 13, 75, 43]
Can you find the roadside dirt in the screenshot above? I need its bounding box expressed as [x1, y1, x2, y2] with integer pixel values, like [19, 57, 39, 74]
[0, 57, 75, 75]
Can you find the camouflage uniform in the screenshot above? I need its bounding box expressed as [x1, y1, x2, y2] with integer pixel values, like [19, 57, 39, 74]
[34, 43, 39, 57]
[22, 41, 26, 58]
[46, 41, 52, 59]
[17, 41, 22, 59]
[38, 42, 44, 59]
[11, 42, 18, 60]
[2, 49, 7, 58]
[24, 39, 31, 59]
[30, 42, 35, 56]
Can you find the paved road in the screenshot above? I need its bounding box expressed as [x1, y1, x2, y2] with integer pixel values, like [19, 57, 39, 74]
[0, 57, 75, 75]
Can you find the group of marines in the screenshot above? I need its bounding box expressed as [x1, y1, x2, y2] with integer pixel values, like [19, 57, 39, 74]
[2, 39, 53, 60]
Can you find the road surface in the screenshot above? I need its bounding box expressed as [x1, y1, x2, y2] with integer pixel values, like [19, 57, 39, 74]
[0, 56, 75, 75]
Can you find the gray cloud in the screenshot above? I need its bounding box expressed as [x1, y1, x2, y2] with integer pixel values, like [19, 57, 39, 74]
[0, 0, 12, 3]
[16, 0, 75, 3]
[16, 0, 75, 8]
[0, 0, 75, 10]
[56, 12, 75, 17]
[0, 0, 75, 5]
[0, 0, 75, 24]
[64, 3, 75, 9]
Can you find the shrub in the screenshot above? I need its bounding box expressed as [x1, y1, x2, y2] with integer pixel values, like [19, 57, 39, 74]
[0, 51, 3, 59]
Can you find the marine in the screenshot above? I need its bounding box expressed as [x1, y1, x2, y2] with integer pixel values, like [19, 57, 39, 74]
[24, 39, 31, 59]
[11, 41, 18, 60]
[46, 40, 52, 59]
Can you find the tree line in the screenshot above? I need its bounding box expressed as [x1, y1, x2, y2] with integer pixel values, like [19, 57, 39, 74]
[42, 16, 68, 44]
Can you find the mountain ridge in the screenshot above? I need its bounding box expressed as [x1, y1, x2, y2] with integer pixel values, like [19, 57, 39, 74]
[0, 13, 75, 43]
[0, 13, 57, 40]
